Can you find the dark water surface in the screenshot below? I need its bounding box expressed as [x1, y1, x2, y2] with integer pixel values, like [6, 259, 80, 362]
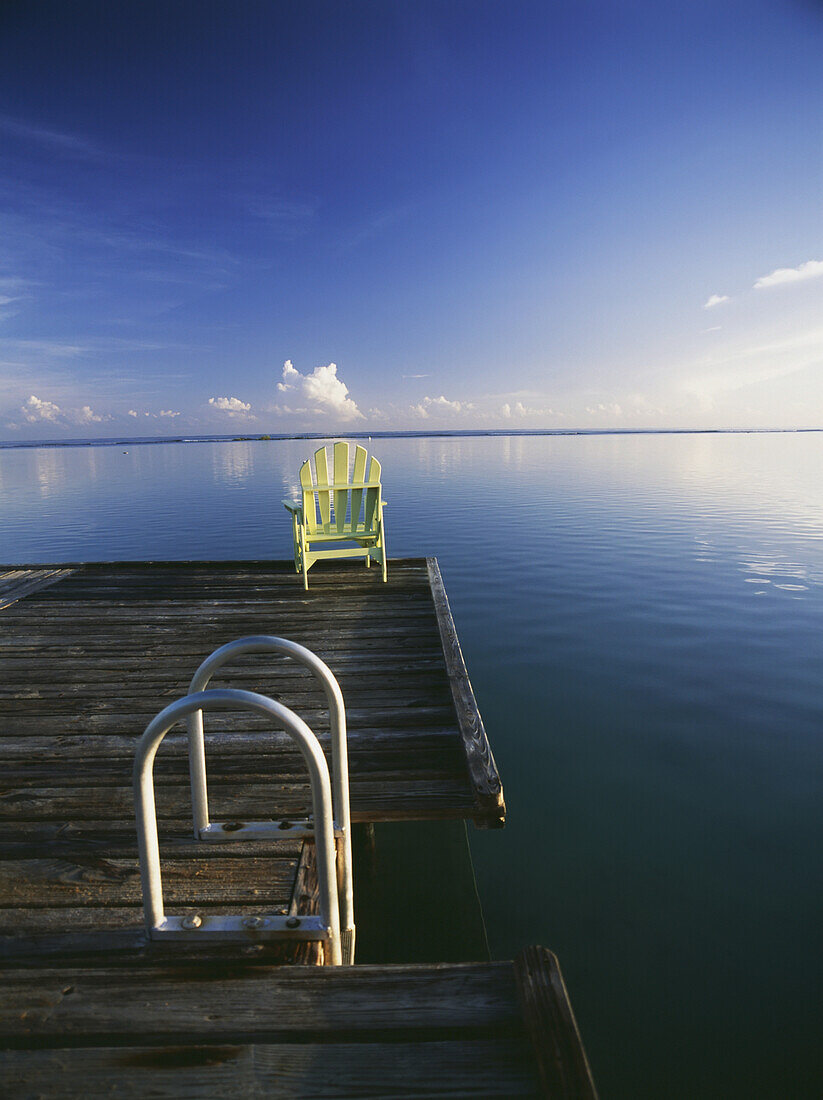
[1, 432, 821, 1098]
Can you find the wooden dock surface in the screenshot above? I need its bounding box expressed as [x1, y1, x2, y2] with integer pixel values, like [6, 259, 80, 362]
[0, 558, 502, 945]
[0, 561, 597, 1096]
[0, 945, 596, 1098]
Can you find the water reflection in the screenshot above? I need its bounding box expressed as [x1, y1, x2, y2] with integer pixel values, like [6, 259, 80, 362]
[34, 448, 66, 498]
[211, 441, 254, 485]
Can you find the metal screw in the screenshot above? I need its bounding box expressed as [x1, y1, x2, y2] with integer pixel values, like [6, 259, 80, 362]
[181, 914, 202, 929]
[278, 820, 292, 830]
[242, 916, 267, 929]
[285, 916, 300, 929]
[222, 821, 243, 832]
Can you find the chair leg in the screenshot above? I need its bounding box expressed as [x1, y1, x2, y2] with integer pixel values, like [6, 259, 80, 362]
[292, 519, 301, 573]
[300, 532, 309, 590]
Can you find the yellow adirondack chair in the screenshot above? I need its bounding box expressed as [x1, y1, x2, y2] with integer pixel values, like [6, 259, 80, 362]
[283, 441, 387, 589]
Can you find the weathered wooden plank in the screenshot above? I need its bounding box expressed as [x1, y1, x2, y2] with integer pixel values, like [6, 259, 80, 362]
[0, 728, 460, 764]
[427, 558, 505, 828]
[514, 946, 598, 1100]
[0, 855, 298, 908]
[0, 779, 476, 821]
[288, 841, 324, 965]
[0, 904, 292, 936]
[0, 713, 457, 747]
[0, 568, 79, 610]
[0, 961, 521, 1039]
[0, 826, 302, 860]
[0, 927, 317, 965]
[0, 1038, 540, 1098]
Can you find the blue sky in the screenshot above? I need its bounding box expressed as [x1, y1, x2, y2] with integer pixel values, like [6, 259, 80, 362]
[1, 0, 821, 439]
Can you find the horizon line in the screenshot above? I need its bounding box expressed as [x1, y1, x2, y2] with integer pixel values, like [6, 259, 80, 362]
[1, 425, 822, 451]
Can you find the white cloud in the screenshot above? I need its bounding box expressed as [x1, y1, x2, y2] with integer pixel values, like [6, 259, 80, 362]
[754, 259, 823, 289]
[410, 394, 474, 419]
[585, 402, 623, 418]
[22, 394, 61, 422]
[209, 396, 252, 415]
[276, 359, 363, 421]
[128, 409, 138, 417]
[703, 294, 729, 309]
[159, 409, 180, 418]
[402, 373, 430, 379]
[74, 405, 105, 424]
[500, 400, 555, 419]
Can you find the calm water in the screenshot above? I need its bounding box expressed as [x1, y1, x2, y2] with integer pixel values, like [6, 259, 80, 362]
[2, 432, 822, 1098]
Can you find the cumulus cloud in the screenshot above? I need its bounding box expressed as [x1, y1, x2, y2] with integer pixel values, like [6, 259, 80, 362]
[754, 259, 823, 290]
[410, 394, 474, 419]
[585, 402, 623, 418]
[276, 359, 363, 421]
[128, 409, 138, 417]
[208, 396, 252, 416]
[22, 394, 61, 422]
[500, 401, 555, 419]
[74, 405, 105, 424]
[703, 294, 729, 309]
[159, 409, 180, 418]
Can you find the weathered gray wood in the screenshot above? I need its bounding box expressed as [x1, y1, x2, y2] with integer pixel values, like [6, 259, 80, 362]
[0, 558, 501, 828]
[0, 960, 521, 1039]
[514, 946, 598, 1099]
[0, 855, 298, 908]
[0, 779, 475, 822]
[427, 557, 506, 827]
[0, 568, 78, 610]
[0, 1038, 540, 1098]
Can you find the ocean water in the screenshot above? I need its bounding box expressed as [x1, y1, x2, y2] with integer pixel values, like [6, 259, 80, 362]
[1, 431, 821, 1098]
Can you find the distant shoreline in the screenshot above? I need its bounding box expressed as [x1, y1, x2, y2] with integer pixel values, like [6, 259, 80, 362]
[0, 426, 821, 451]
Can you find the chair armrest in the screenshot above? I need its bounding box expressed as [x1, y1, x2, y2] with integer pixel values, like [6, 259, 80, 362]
[282, 499, 303, 516]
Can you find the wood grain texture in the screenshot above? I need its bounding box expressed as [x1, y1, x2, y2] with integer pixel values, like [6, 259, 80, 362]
[514, 946, 598, 1099]
[0, 952, 595, 1097]
[0, 1038, 540, 1098]
[427, 557, 506, 827]
[0, 558, 502, 828]
[0, 568, 78, 610]
[0, 960, 521, 1040]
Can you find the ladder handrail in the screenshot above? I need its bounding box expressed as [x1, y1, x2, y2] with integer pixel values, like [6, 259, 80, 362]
[133, 688, 342, 965]
[185, 635, 353, 947]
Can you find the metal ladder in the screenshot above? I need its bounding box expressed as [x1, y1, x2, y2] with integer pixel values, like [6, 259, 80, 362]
[133, 636, 353, 965]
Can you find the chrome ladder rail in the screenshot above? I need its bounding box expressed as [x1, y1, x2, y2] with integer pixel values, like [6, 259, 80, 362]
[133, 688, 342, 965]
[186, 636, 355, 963]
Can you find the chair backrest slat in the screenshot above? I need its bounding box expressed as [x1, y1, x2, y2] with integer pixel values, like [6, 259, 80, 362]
[299, 459, 317, 533]
[363, 456, 382, 531]
[314, 446, 332, 526]
[350, 445, 368, 530]
[333, 441, 349, 534]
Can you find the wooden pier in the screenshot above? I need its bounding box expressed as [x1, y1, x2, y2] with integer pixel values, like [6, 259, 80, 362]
[0, 558, 596, 1096]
